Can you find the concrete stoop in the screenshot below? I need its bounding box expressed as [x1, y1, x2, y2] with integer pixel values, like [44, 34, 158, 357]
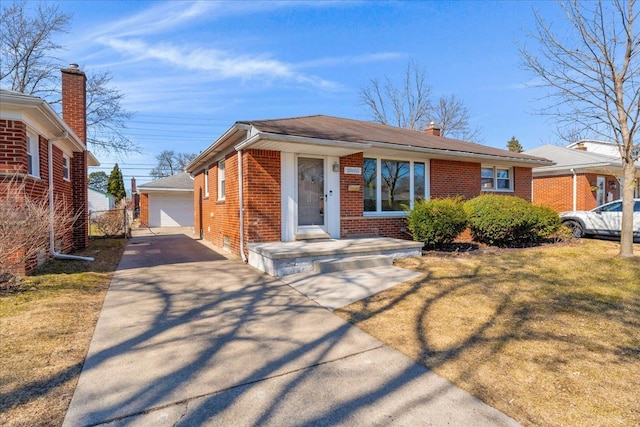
[313, 254, 393, 273]
[247, 237, 423, 277]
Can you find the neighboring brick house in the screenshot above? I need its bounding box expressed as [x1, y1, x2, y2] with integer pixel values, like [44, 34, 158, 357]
[186, 115, 552, 260]
[525, 144, 640, 212]
[0, 64, 99, 274]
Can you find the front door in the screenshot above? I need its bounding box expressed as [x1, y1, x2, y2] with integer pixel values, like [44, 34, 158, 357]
[297, 157, 325, 234]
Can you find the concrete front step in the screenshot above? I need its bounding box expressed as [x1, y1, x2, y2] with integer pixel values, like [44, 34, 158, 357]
[313, 254, 393, 273]
[247, 238, 423, 277]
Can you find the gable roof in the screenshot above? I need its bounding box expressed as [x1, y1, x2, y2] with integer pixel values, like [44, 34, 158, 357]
[188, 115, 552, 172]
[137, 172, 194, 192]
[524, 144, 639, 176]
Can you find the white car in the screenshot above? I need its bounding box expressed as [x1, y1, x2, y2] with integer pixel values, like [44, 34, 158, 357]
[560, 199, 640, 240]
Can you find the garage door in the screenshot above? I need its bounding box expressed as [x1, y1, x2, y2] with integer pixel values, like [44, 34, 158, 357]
[148, 192, 193, 227]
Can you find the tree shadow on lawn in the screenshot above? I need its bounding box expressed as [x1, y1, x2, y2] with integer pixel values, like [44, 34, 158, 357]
[336, 257, 640, 425]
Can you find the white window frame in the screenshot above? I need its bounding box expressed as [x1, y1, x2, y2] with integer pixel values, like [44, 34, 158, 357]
[27, 131, 40, 178]
[62, 154, 71, 181]
[481, 165, 513, 192]
[217, 159, 226, 201]
[363, 157, 429, 216]
[204, 168, 209, 197]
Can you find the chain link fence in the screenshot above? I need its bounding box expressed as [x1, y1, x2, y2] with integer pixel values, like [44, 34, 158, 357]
[89, 208, 132, 238]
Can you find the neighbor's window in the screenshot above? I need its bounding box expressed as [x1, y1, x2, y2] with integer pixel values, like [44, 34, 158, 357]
[204, 169, 209, 197]
[27, 132, 40, 177]
[364, 158, 428, 213]
[217, 159, 226, 200]
[481, 166, 513, 191]
[62, 154, 70, 181]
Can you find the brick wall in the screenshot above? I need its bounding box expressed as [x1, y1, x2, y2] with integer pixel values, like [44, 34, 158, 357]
[244, 149, 281, 244]
[196, 152, 243, 256]
[71, 150, 88, 249]
[430, 159, 481, 199]
[533, 173, 618, 212]
[139, 193, 149, 227]
[0, 120, 27, 174]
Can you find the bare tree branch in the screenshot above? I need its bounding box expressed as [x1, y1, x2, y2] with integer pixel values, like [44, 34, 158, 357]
[0, 1, 138, 156]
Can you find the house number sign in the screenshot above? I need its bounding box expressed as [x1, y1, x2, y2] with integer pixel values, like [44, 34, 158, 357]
[344, 167, 362, 175]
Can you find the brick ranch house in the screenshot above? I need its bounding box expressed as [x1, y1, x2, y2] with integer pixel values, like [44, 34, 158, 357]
[186, 115, 552, 262]
[525, 143, 640, 212]
[0, 64, 99, 274]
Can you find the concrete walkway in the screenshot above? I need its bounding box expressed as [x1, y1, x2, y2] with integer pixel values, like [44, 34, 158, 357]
[63, 231, 519, 426]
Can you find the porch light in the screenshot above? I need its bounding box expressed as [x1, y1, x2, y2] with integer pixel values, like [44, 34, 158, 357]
[332, 162, 339, 173]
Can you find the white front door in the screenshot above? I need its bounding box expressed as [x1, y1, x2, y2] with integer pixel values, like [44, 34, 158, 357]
[297, 157, 326, 235]
[596, 176, 606, 206]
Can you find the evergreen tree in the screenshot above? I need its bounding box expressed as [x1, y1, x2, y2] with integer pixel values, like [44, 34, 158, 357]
[507, 136, 524, 153]
[107, 164, 126, 203]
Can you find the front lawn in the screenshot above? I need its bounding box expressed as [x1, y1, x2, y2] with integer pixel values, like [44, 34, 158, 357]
[335, 239, 640, 426]
[0, 239, 126, 427]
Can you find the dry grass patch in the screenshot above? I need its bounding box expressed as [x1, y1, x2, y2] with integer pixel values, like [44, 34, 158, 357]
[0, 238, 126, 427]
[335, 239, 640, 426]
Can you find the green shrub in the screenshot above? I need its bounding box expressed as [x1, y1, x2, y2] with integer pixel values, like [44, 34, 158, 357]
[408, 198, 468, 248]
[530, 205, 563, 242]
[464, 195, 561, 246]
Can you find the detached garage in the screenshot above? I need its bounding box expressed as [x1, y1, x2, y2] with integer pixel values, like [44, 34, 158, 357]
[138, 173, 194, 227]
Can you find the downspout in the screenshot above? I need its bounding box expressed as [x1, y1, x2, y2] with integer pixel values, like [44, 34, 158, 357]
[570, 168, 577, 211]
[238, 150, 247, 263]
[48, 134, 94, 262]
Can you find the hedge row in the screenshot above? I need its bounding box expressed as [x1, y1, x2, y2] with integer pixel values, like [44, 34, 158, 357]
[407, 195, 562, 248]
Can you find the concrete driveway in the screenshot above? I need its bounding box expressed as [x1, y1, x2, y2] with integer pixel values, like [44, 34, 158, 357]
[63, 230, 519, 426]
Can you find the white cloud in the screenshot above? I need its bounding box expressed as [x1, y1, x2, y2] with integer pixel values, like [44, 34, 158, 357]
[98, 37, 340, 90]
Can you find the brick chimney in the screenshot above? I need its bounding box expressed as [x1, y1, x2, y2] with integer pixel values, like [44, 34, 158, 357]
[61, 63, 87, 143]
[131, 177, 137, 194]
[61, 63, 89, 249]
[575, 142, 587, 151]
[425, 122, 441, 137]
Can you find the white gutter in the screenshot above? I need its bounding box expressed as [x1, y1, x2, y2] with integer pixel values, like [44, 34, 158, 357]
[366, 141, 553, 167]
[234, 131, 372, 152]
[571, 168, 577, 211]
[238, 149, 247, 263]
[48, 133, 94, 262]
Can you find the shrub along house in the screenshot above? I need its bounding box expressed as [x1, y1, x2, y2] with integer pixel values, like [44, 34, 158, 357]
[186, 115, 552, 275]
[0, 64, 99, 275]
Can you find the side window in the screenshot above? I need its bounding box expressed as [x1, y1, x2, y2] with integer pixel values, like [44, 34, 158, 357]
[634, 201, 640, 212]
[62, 154, 71, 180]
[204, 169, 209, 197]
[27, 132, 40, 177]
[601, 202, 622, 212]
[217, 159, 226, 200]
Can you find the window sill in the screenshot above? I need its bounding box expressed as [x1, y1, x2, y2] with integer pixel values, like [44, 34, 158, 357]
[481, 189, 514, 193]
[363, 211, 409, 218]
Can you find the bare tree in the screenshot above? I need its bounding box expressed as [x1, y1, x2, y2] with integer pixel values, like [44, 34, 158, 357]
[150, 150, 197, 179]
[522, 0, 640, 257]
[86, 70, 136, 154]
[0, 1, 137, 155]
[430, 94, 482, 141]
[359, 60, 432, 131]
[0, 1, 70, 98]
[0, 174, 78, 288]
[359, 60, 481, 140]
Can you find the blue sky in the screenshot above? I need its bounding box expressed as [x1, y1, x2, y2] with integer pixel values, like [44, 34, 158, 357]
[45, 0, 564, 187]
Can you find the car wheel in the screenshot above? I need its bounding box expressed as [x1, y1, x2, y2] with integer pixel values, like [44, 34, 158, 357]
[564, 220, 584, 238]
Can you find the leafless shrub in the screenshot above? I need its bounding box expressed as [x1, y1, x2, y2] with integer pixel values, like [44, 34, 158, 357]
[90, 209, 125, 238]
[0, 173, 77, 289]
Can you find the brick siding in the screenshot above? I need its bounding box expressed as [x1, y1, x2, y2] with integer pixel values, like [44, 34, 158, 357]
[533, 173, 618, 212]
